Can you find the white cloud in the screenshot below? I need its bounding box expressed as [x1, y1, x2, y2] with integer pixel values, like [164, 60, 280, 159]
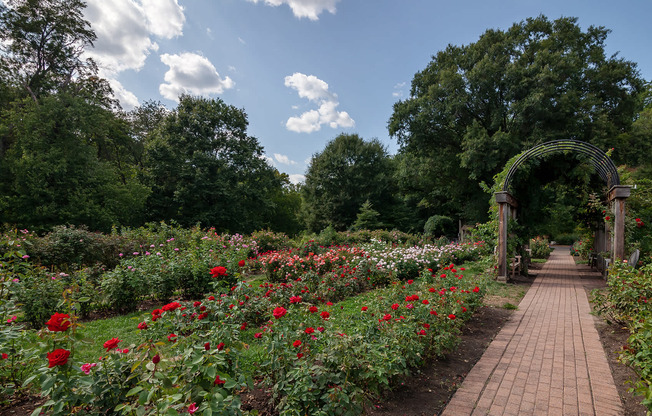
[83, 0, 186, 108]
[392, 81, 407, 98]
[284, 72, 354, 133]
[108, 79, 140, 110]
[247, 0, 339, 20]
[238, 37, 247, 45]
[141, 0, 185, 39]
[274, 153, 297, 165]
[260, 154, 275, 166]
[289, 174, 306, 184]
[159, 53, 235, 101]
[84, 0, 158, 73]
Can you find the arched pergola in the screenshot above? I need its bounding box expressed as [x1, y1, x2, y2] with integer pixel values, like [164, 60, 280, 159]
[495, 140, 630, 281]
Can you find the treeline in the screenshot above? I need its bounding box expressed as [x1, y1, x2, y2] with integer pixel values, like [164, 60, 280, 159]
[1, 2, 650, 239]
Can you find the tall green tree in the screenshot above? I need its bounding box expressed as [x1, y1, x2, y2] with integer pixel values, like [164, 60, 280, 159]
[301, 134, 401, 231]
[0, 94, 149, 231]
[389, 15, 644, 225]
[0, 0, 97, 101]
[142, 95, 283, 233]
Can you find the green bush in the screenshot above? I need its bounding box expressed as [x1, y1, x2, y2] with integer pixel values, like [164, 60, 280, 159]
[553, 233, 578, 245]
[592, 261, 652, 411]
[530, 237, 552, 259]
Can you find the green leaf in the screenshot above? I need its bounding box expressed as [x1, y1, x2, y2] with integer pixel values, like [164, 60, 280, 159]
[126, 386, 144, 397]
[138, 389, 149, 405]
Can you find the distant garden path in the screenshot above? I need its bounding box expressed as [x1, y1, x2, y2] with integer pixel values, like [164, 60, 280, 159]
[442, 247, 623, 415]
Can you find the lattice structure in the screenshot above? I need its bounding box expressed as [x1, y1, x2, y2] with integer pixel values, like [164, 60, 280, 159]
[502, 139, 620, 192]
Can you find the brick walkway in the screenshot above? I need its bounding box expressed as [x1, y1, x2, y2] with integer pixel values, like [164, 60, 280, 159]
[441, 247, 623, 416]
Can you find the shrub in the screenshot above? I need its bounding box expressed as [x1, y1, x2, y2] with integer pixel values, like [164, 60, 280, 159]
[530, 237, 552, 259]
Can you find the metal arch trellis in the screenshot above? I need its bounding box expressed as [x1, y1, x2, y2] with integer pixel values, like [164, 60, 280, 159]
[501, 140, 620, 192]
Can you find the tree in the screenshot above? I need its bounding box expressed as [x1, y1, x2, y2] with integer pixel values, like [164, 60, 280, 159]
[301, 134, 399, 231]
[0, 94, 149, 231]
[351, 200, 382, 231]
[389, 15, 645, 225]
[0, 0, 97, 101]
[142, 95, 283, 232]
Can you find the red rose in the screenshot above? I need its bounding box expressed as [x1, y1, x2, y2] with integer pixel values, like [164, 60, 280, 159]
[238, 260, 246, 267]
[304, 327, 314, 334]
[391, 303, 399, 310]
[418, 329, 426, 336]
[210, 266, 227, 278]
[428, 287, 436, 293]
[309, 306, 318, 313]
[317, 327, 325, 332]
[422, 299, 429, 305]
[193, 301, 201, 307]
[382, 314, 392, 321]
[162, 301, 181, 312]
[361, 306, 368, 311]
[137, 322, 148, 330]
[293, 340, 302, 347]
[473, 286, 480, 293]
[152, 354, 161, 364]
[208, 296, 215, 301]
[167, 333, 177, 343]
[47, 348, 70, 368]
[216, 342, 225, 351]
[103, 338, 122, 352]
[320, 311, 330, 319]
[289, 295, 302, 304]
[254, 332, 262, 338]
[440, 274, 447, 278]
[214, 375, 226, 385]
[423, 323, 430, 329]
[297, 353, 304, 359]
[448, 314, 456, 320]
[2, 353, 8, 359]
[273, 306, 287, 319]
[204, 342, 210, 351]
[45, 312, 71, 332]
[430, 310, 438, 315]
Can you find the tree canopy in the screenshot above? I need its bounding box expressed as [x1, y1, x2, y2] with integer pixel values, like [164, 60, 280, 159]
[389, 15, 645, 225]
[301, 134, 400, 232]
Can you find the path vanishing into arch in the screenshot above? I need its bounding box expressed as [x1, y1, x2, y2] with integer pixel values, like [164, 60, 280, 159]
[442, 247, 624, 416]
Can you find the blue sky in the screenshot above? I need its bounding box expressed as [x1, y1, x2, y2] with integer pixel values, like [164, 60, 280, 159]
[81, 0, 652, 184]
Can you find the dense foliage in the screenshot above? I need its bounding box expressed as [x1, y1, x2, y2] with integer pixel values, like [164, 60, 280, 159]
[592, 261, 652, 411]
[389, 15, 646, 229]
[0, 225, 488, 414]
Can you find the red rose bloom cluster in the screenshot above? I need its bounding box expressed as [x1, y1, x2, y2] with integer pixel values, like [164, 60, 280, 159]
[45, 312, 71, 332]
[103, 337, 122, 352]
[273, 306, 287, 319]
[47, 348, 70, 368]
[210, 266, 227, 278]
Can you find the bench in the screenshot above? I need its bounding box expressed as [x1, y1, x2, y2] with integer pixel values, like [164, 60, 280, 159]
[510, 255, 522, 279]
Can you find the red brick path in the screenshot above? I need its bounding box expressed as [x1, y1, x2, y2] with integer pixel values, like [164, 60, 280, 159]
[441, 247, 623, 416]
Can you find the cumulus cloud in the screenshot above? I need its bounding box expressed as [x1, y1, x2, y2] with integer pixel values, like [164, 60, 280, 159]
[159, 53, 235, 101]
[246, 0, 339, 20]
[83, 0, 185, 107]
[284, 73, 354, 133]
[141, 0, 185, 39]
[108, 79, 140, 110]
[289, 174, 306, 184]
[274, 153, 298, 165]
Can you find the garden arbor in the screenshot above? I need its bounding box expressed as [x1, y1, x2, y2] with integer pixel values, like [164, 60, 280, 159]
[496, 140, 630, 281]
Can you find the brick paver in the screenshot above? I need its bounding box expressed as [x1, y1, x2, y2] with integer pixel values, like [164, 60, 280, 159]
[441, 247, 623, 416]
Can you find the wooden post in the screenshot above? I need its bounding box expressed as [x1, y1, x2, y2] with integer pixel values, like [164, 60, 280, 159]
[495, 192, 518, 282]
[608, 185, 631, 260]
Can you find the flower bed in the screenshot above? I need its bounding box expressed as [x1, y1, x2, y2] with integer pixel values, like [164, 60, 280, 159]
[592, 260, 652, 411]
